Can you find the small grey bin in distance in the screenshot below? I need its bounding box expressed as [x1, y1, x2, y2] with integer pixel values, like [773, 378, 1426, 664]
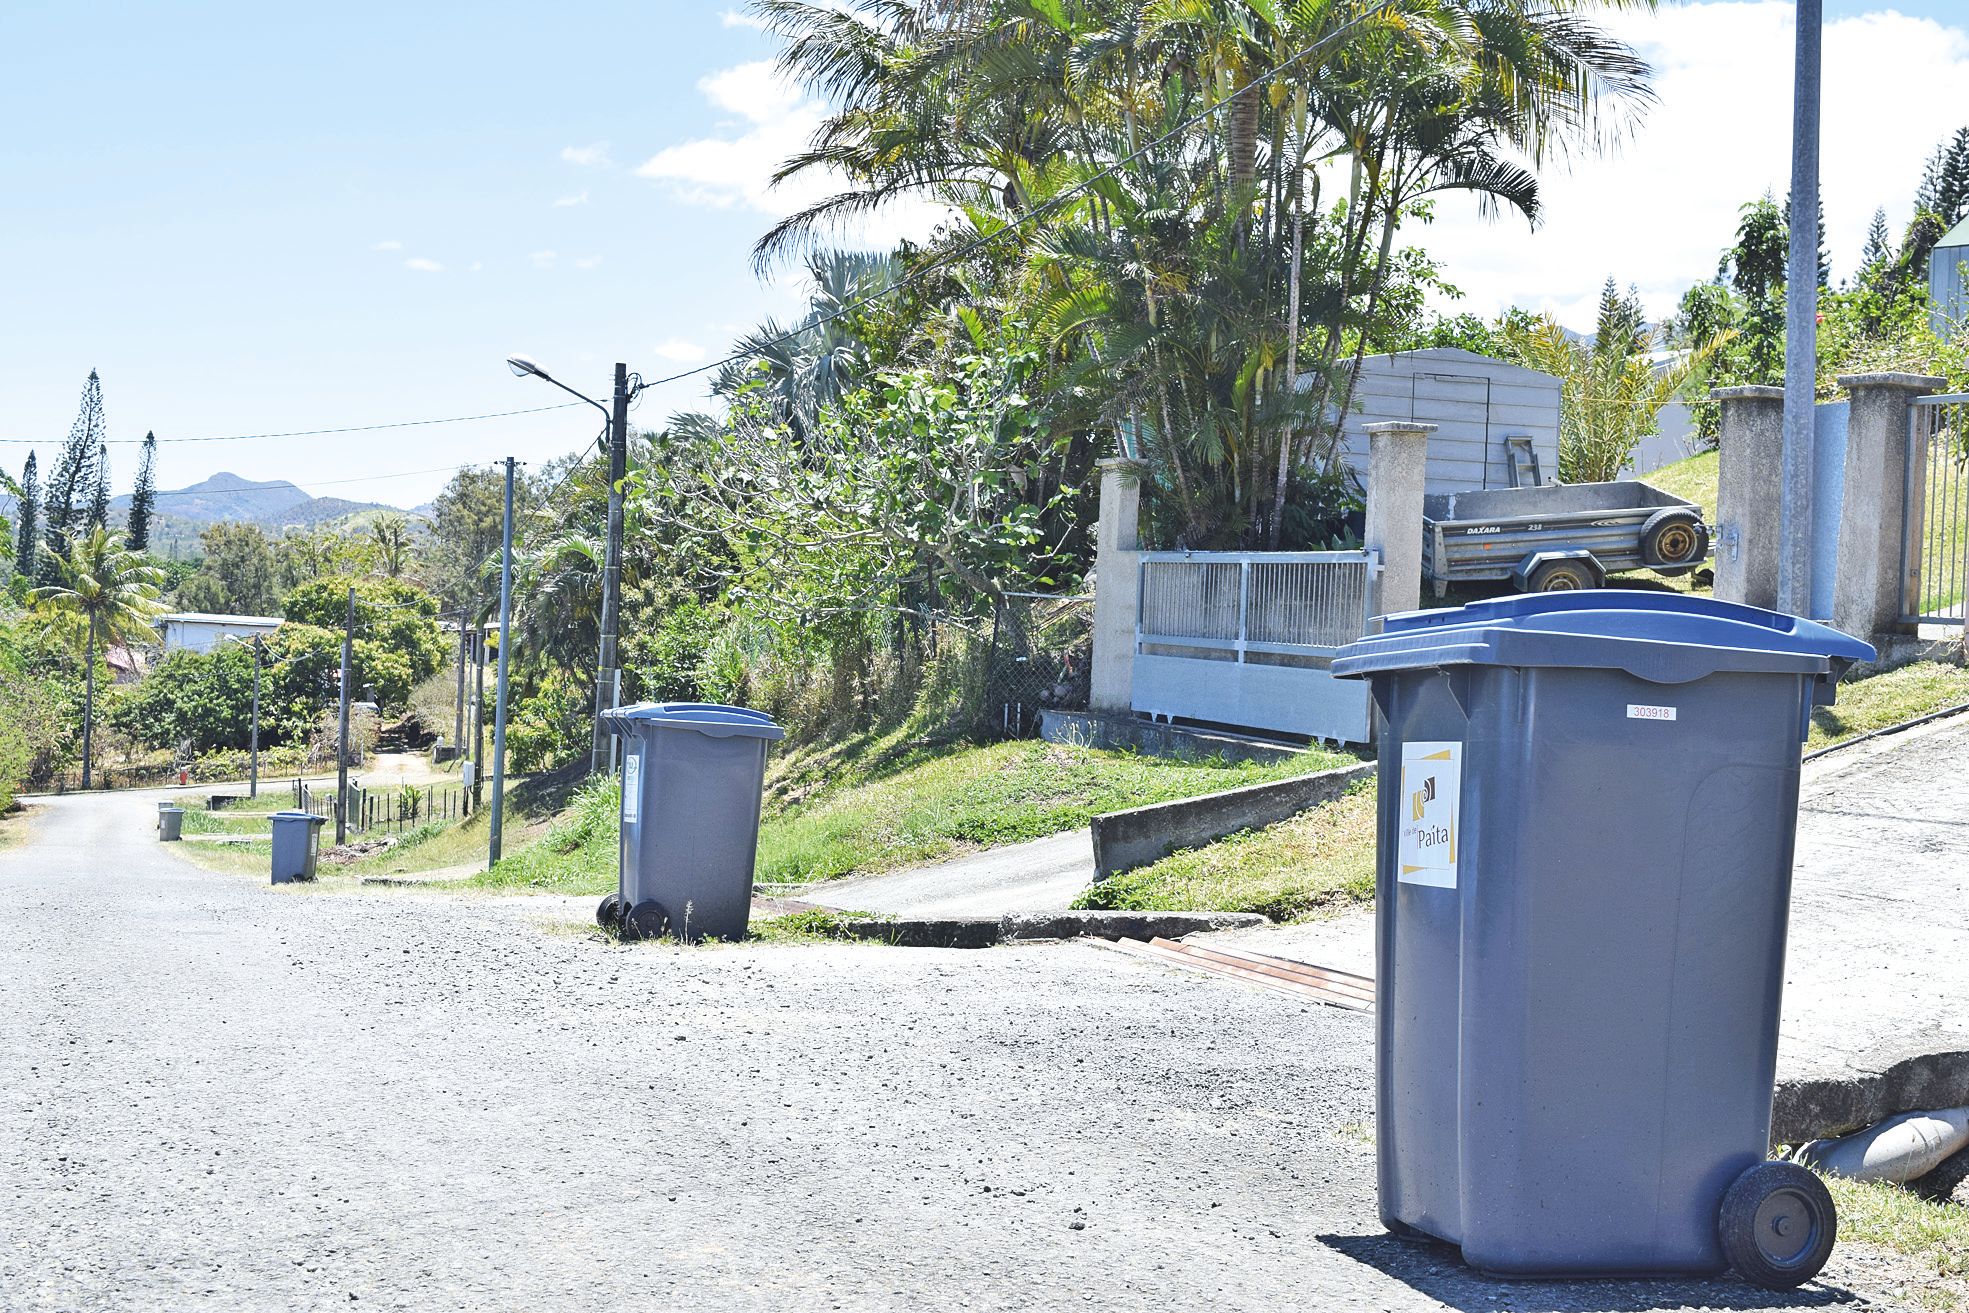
[158, 807, 185, 841]
[1331, 591, 1873, 1278]
[269, 810, 328, 883]
[601, 702, 784, 943]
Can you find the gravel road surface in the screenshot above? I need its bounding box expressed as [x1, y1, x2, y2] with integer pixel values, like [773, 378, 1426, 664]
[0, 787, 1926, 1311]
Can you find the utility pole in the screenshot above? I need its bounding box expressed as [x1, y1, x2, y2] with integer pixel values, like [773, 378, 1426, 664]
[247, 636, 264, 799]
[1779, 0, 1822, 617]
[488, 457, 516, 868]
[335, 585, 355, 845]
[471, 631, 486, 815]
[452, 610, 468, 761]
[591, 362, 630, 774]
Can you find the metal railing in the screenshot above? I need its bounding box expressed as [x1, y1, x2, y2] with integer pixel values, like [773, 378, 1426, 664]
[293, 780, 469, 837]
[1902, 396, 1969, 627]
[1137, 550, 1379, 663]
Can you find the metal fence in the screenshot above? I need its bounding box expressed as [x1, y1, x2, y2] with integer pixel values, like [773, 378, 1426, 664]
[1903, 396, 1969, 627]
[293, 780, 469, 838]
[1138, 550, 1378, 660]
[1133, 550, 1379, 744]
[985, 592, 1093, 737]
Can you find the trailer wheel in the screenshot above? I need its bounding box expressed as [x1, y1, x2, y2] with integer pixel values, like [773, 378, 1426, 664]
[1527, 559, 1597, 592]
[1719, 1161, 1836, 1289]
[1641, 508, 1709, 569]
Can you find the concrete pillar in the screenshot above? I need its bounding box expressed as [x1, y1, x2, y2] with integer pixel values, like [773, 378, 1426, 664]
[1089, 457, 1148, 714]
[1362, 422, 1434, 622]
[1833, 372, 1945, 639]
[1711, 385, 1787, 610]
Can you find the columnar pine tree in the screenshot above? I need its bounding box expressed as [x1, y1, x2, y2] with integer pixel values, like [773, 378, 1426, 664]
[87, 443, 111, 531]
[126, 431, 158, 552]
[1915, 126, 1969, 228]
[13, 452, 40, 579]
[1859, 208, 1893, 276]
[42, 370, 108, 576]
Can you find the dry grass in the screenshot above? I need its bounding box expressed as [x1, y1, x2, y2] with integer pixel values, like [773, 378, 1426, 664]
[1823, 1174, 1969, 1311]
[1811, 661, 1969, 752]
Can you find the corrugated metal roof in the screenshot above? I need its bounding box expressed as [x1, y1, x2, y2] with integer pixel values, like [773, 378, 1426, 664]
[160, 612, 284, 627]
[1937, 215, 1969, 250]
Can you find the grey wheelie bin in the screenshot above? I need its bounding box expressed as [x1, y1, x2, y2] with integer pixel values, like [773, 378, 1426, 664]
[597, 703, 784, 943]
[1331, 591, 1874, 1289]
[270, 810, 328, 883]
[158, 806, 185, 841]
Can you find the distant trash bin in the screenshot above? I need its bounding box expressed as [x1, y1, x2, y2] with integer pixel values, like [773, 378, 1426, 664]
[269, 810, 329, 883]
[597, 702, 784, 943]
[158, 806, 185, 841]
[1333, 591, 1874, 1289]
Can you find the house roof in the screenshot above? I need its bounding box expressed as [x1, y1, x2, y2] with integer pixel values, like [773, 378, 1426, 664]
[1938, 215, 1969, 251]
[160, 612, 284, 628]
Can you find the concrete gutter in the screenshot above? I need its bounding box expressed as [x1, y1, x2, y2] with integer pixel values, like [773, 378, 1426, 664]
[831, 909, 1269, 950]
[1091, 761, 1374, 880]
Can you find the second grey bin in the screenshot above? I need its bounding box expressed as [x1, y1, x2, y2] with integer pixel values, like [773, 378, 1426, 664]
[270, 810, 328, 883]
[599, 702, 784, 942]
[1333, 591, 1874, 1289]
[158, 806, 185, 841]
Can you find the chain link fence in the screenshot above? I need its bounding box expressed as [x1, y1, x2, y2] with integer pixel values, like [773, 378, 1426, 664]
[982, 592, 1093, 738]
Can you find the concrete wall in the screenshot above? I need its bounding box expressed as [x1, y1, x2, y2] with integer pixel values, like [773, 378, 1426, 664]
[1622, 401, 1700, 479]
[1362, 423, 1432, 621]
[1090, 761, 1375, 880]
[1088, 458, 1146, 714]
[1833, 373, 1946, 638]
[1315, 348, 1562, 496]
[1711, 385, 1786, 610]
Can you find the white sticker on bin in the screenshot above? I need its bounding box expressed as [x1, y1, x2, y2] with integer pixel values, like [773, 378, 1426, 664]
[1397, 741, 1460, 889]
[1627, 704, 1678, 721]
[622, 752, 642, 823]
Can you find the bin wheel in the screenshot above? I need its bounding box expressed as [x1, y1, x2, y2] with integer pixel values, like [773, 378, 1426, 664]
[620, 899, 671, 943]
[1526, 558, 1598, 592]
[1719, 1160, 1836, 1290]
[596, 892, 623, 931]
[1641, 508, 1710, 569]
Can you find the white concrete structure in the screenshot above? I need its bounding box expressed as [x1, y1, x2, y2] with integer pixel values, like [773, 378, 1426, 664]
[1309, 348, 1561, 496]
[159, 612, 283, 654]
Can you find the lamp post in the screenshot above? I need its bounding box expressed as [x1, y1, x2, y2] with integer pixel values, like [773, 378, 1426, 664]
[506, 354, 632, 774]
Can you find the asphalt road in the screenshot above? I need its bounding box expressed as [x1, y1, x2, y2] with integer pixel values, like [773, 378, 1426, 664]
[0, 787, 1925, 1311]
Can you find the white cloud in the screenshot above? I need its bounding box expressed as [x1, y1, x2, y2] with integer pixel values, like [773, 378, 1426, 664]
[561, 142, 611, 167]
[469, 261, 484, 273]
[372, 239, 403, 252]
[553, 189, 590, 208]
[652, 338, 709, 363]
[574, 255, 604, 270]
[404, 257, 443, 273]
[529, 250, 558, 269]
[1417, 2, 1969, 331]
[636, 60, 947, 250]
[721, 9, 768, 30]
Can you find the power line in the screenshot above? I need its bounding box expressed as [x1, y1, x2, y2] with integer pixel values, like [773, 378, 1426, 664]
[0, 402, 584, 447]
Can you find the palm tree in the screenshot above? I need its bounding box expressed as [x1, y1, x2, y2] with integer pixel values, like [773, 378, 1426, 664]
[369, 513, 412, 579]
[33, 527, 165, 788]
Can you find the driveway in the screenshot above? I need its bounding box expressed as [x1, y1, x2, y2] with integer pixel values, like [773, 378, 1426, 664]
[0, 785, 1930, 1310]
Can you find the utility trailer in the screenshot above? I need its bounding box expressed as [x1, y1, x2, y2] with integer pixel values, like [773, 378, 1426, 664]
[1421, 480, 1710, 595]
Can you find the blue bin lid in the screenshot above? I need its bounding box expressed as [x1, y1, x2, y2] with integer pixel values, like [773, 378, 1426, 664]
[599, 701, 786, 742]
[270, 810, 326, 823]
[1331, 590, 1875, 685]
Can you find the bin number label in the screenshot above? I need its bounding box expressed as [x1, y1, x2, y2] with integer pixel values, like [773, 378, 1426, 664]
[1397, 741, 1461, 889]
[1627, 703, 1678, 721]
[622, 751, 642, 824]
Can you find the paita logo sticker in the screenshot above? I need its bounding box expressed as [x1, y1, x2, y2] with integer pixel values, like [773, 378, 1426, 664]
[1397, 741, 1461, 889]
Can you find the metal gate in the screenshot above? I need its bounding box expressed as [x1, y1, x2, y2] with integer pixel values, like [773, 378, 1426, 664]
[1902, 395, 1969, 628]
[1132, 550, 1380, 744]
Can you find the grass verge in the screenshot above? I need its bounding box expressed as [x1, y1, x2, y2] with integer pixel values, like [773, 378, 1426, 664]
[1811, 661, 1969, 752]
[1822, 1174, 1969, 1311]
[1074, 780, 1377, 920]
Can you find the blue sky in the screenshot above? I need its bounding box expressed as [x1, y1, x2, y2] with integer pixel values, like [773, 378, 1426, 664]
[2, 1, 1967, 510]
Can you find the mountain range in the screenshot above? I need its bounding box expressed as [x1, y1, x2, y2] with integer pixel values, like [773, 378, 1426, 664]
[109, 471, 406, 529]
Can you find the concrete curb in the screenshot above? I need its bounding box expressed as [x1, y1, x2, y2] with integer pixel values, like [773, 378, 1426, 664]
[833, 909, 1268, 949]
[1772, 1040, 1969, 1144]
[1091, 762, 1374, 880]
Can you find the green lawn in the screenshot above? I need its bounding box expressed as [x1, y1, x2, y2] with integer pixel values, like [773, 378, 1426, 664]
[1074, 780, 1377, 921]
[1823, 1174, 1969, 1311]
[1810, 661, 1969, 751]
[462, 738, 1355, 898]
[1646, 447, 1719, 525]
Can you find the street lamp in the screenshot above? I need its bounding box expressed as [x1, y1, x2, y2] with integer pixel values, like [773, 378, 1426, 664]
[507, 352, 632, 775]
